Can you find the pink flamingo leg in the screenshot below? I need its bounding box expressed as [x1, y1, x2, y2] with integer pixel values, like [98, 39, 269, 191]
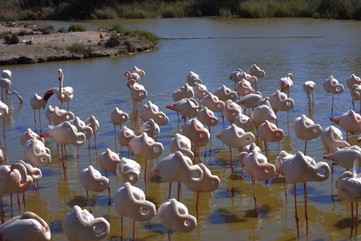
[196, 192, 200, 213]
[177, 182, 182, 201]
[10, 193, 13, 218]
[304, 140, 307, 155]
[304, 183, 309, 235]
[294, 184, 300, 238]
[229, 148, 234, 177]
[86, 190, 92, 213]
[252, 177, 258, 216]
[132, 219, 136, 241]
[351, 202, 354, 238]
[168, 182, 172, 199]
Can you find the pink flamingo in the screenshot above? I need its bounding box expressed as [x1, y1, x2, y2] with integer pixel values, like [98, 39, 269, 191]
[193, 83, 209, 100]
[43, 69, 74, 110]
[85, 115, 100, 150]
[303, 81, 316, 110]
[0, 211, 51, 241]
[330, 109, 361, 142]
[235, 79, 254, 97]
[30, 93, 46, 132]
[323, 75, 344, 114]
[258, 120, 284, 156]
[63, 205, 110, 241]
[113, 182, 156, 240]
[181, 118, 210, 159]
[350, 84, 361, 113]
[233, 112, 254, 132]
[275, 150, 330, 237]
[335, 160, 361, 238]
[186, 71, 202, 86]
[141, 101, 169, 126]
[111, 107, 129, 148]
[167, 98, 200, 122]
[197, 106, 219, 134]
[0, 69, 23, 103]
[279, 73, 294, 97]
[236, 91, 263, 114]
[223, 100, 242, 125]
[0, 100, 8, 144]
[213, 84, 238, 102]
[240, 148, 276, 215]
[80, 165, 109, 213]
[292, 115, 322, 155]
[158, 198, 197, 237]
[140, 118, 160, 141]
[150, 151, 203, 200]
[172, 83, 194, 102]
[115, 157, 141, 185]
[169, 133, 194, 160]
[320, 125, 350, 153]
[97, 148, 121, 204]
[217, 123, 255, 176]
[117, 125, 135, 156]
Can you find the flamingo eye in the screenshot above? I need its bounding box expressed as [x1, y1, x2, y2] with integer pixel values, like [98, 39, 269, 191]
[336, 86, 342, 92]
[313, 128, 319, 134]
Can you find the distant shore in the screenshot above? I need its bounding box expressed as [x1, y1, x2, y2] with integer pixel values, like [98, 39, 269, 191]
[0, 23, 155, 66]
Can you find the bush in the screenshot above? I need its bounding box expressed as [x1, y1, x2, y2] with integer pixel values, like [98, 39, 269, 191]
[68, 24, 86, 32]
[67, 43, 93, 55]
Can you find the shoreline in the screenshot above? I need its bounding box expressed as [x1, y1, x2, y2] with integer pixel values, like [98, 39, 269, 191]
[0, 23, 155, 66]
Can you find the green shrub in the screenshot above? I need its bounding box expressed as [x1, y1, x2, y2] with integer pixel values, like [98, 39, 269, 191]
[67, 43, 93, 55]
[68, 24, 86, 32]
[57, 27, 67, 33]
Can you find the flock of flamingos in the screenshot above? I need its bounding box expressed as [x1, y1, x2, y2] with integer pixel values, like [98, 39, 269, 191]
[0, 63, 361, 241]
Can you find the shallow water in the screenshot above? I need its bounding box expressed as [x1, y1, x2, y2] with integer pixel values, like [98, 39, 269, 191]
[2, 18, 361, 240]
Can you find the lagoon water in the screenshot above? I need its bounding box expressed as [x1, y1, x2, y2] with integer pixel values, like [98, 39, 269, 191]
[3, 18, 361, 240]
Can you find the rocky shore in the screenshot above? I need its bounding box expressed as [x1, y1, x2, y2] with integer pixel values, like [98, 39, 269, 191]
[0, 23, 155, 65]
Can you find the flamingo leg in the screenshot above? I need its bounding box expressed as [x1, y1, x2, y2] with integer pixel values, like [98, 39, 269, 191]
[113, 125, 117, 151]
[22, 192, 26, 210]
[356, 202, 359, 237]
[86, 190, 92, 213]
[351, 202, 354, 238]
[252, 177, 258, 217]
[304, 140, 307, 155]
[331, 93, 335, 113]
[168, 182, 172, 199]
[294, 184, 300, 238]
[10, 193, 13, 218]
[132, 219, 136, 241]
[304, 183, 309, 235]
[264, 141, 268, 157]
[196, 192, 200, 213]
[177, 182, 182, 201]
[38, 110, 42, 133]
[230, 147, 234, 177]
[0, 195, 4, 224]
[17, 193, 21, 211]
[33, 110, 37, 132]
[107, 186, 111, 206]
[61, 145, 66, 179]
[120, 216, 123, 241]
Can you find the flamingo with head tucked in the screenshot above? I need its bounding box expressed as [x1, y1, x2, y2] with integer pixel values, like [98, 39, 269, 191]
[0, 211, 51, 241]
[323, 75, 344, 114]
[111, 107, 129, 149]
[275, 150, 330, 237]
[330, 109, 361, 142]
[43, 69, 74, 110]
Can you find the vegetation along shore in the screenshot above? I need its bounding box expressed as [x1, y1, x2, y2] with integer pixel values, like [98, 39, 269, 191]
[0, 0, 360, 21]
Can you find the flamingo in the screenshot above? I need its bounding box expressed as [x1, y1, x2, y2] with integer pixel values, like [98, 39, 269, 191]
[117, 125, 135, 155]
[113, 182, 156, 241]
[141, 101, 169, 126]
[46, 105, 75, 126]
[124, 66, 145, 85]
[240, 148, 276, 215]
[279, 73, 294, 97]
[320, 125, 350, 153]
[193, 83, 209, 100]
[69, 116, 93, 157]
[335, 160, 361, 238]
[275, 151, 330, 237]
[80, 165, 109, 213]
[115, 157, 141, 185]
[200, 93, 225, 124]
[63, 205, 110, 241]
[150, 151, 203, 200]
[236, 91, 263, 114]
[0, 100, 8, 144]
[258, 120, 284, 156]
[169, 133, 194, 160]
[323, 75, 344, 114]
[223, 100, 242, 125]
[213, 84, 238, 102]
[0, 69, 23, 104]
[85, 115, 100, 150]
[167, 98, 200, 122]
[303, 81, 316, 110]
[330, 109, 361, 142]
[23, 137, 52, 168]
[346, 73, 361, 90]
[43, 69, 74, 110]
[186, 71, 202, 86]
[158, 198, 197, 236]
[172, 83, 194, 102]
[233, 112, 255, 132]
[97, 148, 121, 204]
[235, 79, 254, 97]
[181, 118, 210, 159]
[197, 106, 219, 135]
[350, 84, 361, 113]
[247, 64, 265, 79]
[229, 69, 258, 90]
[111, 107, 129, 148]
[129, 132, 164, 180]
[20, 128, 44, 147]
[217, 123, 255, 176]
[30, 93, 46, 132]
[0, 164, 33, 220]
[0, 211, 51, 241]
[250, 100, 277, 144]
[268, 90, 295, 126]
[18, 160, 42, 192]
[184, 163, 220, 212]
[41, 121, 86, 177]
[292, 115, 322, 155]
[140, 118, 160, 141]
[129, 82, 148, 110]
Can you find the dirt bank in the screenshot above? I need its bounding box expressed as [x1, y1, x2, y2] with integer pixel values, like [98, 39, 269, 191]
[0, 23, 155, 65]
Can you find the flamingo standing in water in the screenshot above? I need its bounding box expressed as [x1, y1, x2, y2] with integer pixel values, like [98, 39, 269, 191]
[63, 205, 109, 241]
[258, 120, 284, 156]
[323, 75, 344, 115]
[330, 109, 361, 142]
[80, 165, 109, 213]
[292, 115, 322, 155]
[43, 69, 74, 110]
[303, 81, 316, 111]
[279, 73, 294, 97]
[275, 151, 330, 238]
[0, 211, 51, 241]
[85, 115, 100, 151]
[346, 74, 361, 110]
[30, 93, 46, 132]
[0, 101, 9, 145]
[335, 160, 361, 238]
[113, 182, 156, 241]
[0, 69, 23, 104]
[320, 125, 350, 153]
[111, 107, 129, 149]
